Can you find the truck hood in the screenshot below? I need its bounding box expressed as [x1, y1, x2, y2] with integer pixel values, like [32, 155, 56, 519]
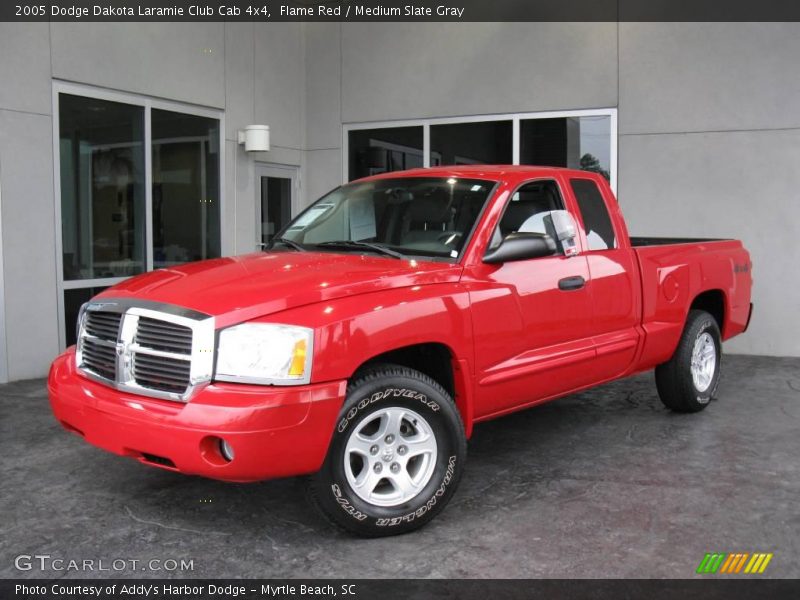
[99, 251, 462, 326]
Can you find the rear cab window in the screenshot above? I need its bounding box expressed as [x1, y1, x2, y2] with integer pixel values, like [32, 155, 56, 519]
[569, 178, 617, 251]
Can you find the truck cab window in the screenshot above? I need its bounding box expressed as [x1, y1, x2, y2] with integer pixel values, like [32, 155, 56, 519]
[492, 180, 565, 252]
[570, 178, 616, 251]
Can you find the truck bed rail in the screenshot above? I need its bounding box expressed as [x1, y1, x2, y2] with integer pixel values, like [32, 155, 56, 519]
[630, 236, 728, 247]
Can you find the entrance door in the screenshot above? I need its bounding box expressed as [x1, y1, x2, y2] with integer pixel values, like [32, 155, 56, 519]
[256, 165, 297, 247]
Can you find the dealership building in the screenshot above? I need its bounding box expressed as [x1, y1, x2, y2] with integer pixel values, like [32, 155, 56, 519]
[0, 22, 797, 383]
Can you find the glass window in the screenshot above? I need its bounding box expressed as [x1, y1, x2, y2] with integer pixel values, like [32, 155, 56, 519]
[260, 176, 292, 244]
[430, 121, 512, 166]
[57, 92, 222, 347]
[152, 109, 221, 267]
[348, 127, 424, 181]
[280, 177, 495, 260]
[520, 116, 611, 180]
[493, 180, 567, 254]
[570, 178, 616, 251]
[59, 94, 146, 280]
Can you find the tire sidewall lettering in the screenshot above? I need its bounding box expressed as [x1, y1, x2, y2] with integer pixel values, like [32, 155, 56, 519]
[337, 387, 439, 434]
[330, 483, 368, 521]
[374, 456, 457, 527]
[330, 385, 452, 525]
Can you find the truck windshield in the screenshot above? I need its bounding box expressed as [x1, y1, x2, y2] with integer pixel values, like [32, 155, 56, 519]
[274, 177, 495, 260]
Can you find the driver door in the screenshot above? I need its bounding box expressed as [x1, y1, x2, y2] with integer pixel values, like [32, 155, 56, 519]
[466, 178, 596, 418]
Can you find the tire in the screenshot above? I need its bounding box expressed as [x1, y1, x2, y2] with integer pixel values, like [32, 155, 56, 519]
[655, 309, 722, 413]
[309, 364, 466, 537]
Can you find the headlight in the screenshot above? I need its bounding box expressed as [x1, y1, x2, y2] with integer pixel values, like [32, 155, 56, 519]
[215, 323, 313, 385]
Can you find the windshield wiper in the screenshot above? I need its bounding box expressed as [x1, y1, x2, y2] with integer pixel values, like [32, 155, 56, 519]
[315, 240, 405, 259]
[268, 237, 307, 252]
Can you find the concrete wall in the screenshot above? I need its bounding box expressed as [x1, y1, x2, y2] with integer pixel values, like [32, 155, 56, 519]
[617, 23, 800, 356]
[0, 22, 307, 381]
[303, 22, 800, 357]
[0, 22, 797, 381]
[0, 23, 60, 382]
[302, 22, 619, 195]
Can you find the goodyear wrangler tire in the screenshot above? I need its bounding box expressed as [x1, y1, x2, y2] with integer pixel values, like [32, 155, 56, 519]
[655, 309, 722, 413]
[309, 364, 466, 537]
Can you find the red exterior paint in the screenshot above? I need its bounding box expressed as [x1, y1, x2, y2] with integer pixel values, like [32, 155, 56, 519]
[48, 166, 753, 481]
[49, 347, 346, 482]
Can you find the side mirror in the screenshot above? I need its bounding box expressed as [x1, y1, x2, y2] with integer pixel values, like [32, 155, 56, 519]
[483, 232, 556, 264]
[549, 210, 580, 256]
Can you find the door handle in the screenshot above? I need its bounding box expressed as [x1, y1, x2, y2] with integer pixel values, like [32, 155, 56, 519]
[558, 276, 586, 291]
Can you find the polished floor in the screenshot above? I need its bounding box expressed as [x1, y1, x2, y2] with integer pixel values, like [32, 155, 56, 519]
[1, 355, 797, 579]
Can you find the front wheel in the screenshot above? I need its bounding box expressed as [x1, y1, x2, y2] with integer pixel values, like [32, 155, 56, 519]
[655, 309, 722, 413]
[309, 364, 466, 537]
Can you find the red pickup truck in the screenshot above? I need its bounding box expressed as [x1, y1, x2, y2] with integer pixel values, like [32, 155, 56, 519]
[49, 166, 753, 536]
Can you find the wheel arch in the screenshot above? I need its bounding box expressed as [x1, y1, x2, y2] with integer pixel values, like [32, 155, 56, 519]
[351, 342, 474, 438]
[690, 289, 727, 337]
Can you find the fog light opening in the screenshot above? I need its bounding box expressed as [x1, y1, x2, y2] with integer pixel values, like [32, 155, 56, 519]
[219, 438, 235, 462]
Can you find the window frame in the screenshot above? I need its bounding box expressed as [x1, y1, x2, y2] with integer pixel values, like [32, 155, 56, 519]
[52, 81, 225, 350]
[342, 108, 618, 192]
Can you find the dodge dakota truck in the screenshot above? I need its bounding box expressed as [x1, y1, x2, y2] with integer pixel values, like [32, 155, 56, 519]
[48, 166, 753, 536]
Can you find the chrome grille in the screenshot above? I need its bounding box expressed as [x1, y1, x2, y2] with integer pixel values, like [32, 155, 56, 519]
[132, 353, 192, 393]
[131, 317, 193, 393]
[75, 300, 215, 402]
[79, 311, 122, 380]
[80, 338, 117, 380]
[135, 317, 193, 354]
[84, 311, 122, 341]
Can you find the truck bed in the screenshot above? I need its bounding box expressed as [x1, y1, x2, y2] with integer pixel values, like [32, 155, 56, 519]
[630, 237, 752, 372]
[630, 236, 727, 247]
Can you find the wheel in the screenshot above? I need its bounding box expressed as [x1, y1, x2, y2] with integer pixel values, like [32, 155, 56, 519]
[309, 364, 466, 537]
[655, 309, 722, 413]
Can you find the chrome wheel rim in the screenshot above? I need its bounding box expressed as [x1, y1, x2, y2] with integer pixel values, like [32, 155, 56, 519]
[343, 406, 438, 507]
[691, 332, 717, 394]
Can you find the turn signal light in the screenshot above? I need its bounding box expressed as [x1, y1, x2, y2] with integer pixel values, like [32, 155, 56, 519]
[288, 339, 307, 377]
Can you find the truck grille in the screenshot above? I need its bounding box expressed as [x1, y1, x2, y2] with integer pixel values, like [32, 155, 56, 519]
[132, 351, 192, 393]
[135, 317, 193, 354]
[80, 311, 122, 379]
[76, 300, 215, 402]
[80, 338, 118, 380]
[85, 311, 122, 341]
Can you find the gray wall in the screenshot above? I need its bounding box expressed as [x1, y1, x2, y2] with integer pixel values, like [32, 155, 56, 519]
[303, 22, 800, 357]
[0, 22, 797, 382]
[617, 23, 800, 357]
[0, 22, 307, 381]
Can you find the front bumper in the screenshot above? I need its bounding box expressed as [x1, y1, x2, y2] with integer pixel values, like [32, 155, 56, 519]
[48, 349, 346, 482]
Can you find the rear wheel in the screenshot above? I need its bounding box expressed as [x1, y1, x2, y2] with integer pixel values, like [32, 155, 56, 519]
[655, 309, 722, 413]
[309, 364, 466, 537]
